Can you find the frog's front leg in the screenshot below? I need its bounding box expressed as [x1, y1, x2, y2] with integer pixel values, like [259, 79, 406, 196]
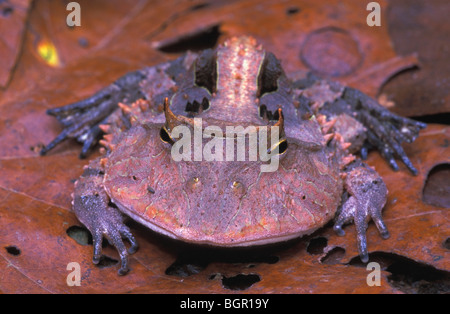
[73, 159, 138, 275]
[324, 87, 426, 175]
[334, 161, 389, 263]
[40, 70, 149, 158]
[296, 73, 426, 175]
[40, 53, 198, 158]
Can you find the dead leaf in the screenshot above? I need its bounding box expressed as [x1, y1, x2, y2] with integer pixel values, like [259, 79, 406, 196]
[0, 0, 448, 294]
[381, 0, 450, 117]
[0, 0, 32, 88]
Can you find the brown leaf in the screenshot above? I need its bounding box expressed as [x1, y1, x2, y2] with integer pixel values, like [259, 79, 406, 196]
[0, 0, 32, 88]
[381, 0, 450, 117]
[0, 0, 448, 294]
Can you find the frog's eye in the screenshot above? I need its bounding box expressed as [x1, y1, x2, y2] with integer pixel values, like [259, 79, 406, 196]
[159, 126, 174, 144]
[265, 108, 288, 156]
[277, 139, 288, 155]
[161, 97, 195, 145]
[269, 139, 288, 156]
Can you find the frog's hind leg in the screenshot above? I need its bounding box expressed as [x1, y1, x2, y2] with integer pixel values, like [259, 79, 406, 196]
[72, 159, 138, 275]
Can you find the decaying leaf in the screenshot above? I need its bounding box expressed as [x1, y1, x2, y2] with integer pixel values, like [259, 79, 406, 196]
[0, 0, 448, 294]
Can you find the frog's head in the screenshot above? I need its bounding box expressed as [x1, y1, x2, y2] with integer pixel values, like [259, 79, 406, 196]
[104, 96, 340, 247]
[104, 97, 339, 247]
[168, 36, 324, 160]
[159, 97, 288, 173]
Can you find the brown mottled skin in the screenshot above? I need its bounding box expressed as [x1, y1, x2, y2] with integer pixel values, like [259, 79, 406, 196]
[42, 37, 425, 275]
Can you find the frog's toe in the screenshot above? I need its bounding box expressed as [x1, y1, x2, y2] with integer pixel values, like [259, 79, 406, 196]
[120, 226, 139, 254]
[41, 70, 148, 158]
[342, 87, 426, 175]
[334, 164, 389, 262]
[105, 218, 139, 275]
[89, 219, 138, 275]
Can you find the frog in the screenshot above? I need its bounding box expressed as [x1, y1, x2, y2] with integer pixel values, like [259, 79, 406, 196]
[40, 36, 426, 275]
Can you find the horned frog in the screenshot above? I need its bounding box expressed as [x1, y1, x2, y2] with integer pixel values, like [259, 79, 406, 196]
[41, 36, 425, 275]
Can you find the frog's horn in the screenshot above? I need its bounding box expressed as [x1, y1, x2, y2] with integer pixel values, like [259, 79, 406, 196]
[266, 108, 287, 155]
[273, 108, 285, 139]
[163, 97, 178, 131]
[163, 97, 194, 132]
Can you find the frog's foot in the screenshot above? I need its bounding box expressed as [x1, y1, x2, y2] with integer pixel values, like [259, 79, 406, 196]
[73, 162, 138, 275]
[334, 164, 389, 263]
[88, 206, 139, 275]
[340, 88, 426, 175]
[40, 70, 147, 158]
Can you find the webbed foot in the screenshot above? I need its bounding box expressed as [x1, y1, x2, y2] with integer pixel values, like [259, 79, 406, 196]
[334, 164, 389, 263]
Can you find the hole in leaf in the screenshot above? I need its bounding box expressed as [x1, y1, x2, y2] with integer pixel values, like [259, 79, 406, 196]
[5, 245, 21, 256]
[286, 6, 300, 15]
[66, 226, 92, 246]
[307, 237, 328, 255]
[349, 252, 450, 294]
[222, 273, 261, 290]
[444, 238, 450, 250]
[387, 257, 450, 294]
[165, 257, 208, 277]
[320, 247, 346, 264]
[209, 273, 219, 280]
[157, 25, 221, 53]
[97, 255, 119, 269]
[422, 163, 450, 208]
[165, 247, 279, 278]
[66, 226, 109, 248]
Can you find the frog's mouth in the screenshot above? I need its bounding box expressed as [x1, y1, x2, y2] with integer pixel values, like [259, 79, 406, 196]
[162, 97, 285, 138]
[113, 195, 323, 248]
[160, 120, 288, 173]
[159, 99, 288, 172]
